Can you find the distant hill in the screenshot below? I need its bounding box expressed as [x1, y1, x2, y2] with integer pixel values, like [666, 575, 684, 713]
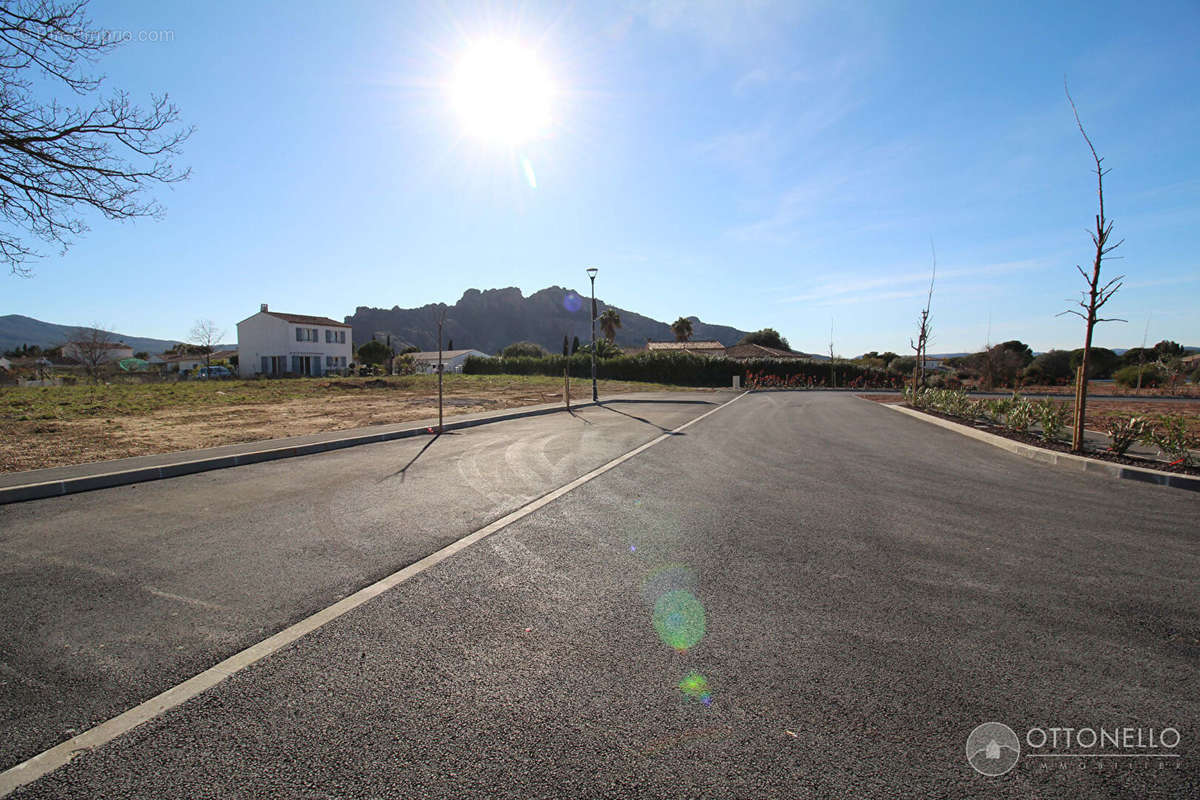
[345, 286, 760, 355]
[0, 315, 233, 355]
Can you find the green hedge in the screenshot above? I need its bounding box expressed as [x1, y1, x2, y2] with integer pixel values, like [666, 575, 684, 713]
[463, 352, 897, 388]
[1113, 364, 1162, 388]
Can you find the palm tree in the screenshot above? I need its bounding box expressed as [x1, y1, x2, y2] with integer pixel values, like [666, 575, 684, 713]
[671, 317, 693, 342]
[599, 309, 621, 342]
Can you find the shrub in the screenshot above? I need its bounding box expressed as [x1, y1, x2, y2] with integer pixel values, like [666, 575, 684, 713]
[500, 341, 549, 359]
[1034, 399, 1070, 442]
[1107, 416, 1147, 456]
[984, 397, 1012, 424]
[1141, 415, 1197, 466]
[1004, 397, 1035, 433]
[1024, 350, 1074, 384]
[1113, 364, 1162, 388]
[1069, 347, 1119, 379]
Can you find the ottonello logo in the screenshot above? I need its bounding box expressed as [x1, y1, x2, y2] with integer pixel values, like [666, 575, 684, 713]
[967, 722, 1021, 776]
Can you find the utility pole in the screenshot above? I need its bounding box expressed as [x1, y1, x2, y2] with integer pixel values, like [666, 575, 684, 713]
[587, 267, 598, 402]
[436, 307, 446, 432]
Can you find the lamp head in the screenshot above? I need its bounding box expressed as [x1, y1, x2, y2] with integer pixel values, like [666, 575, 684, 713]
[586, 267, 598, 280]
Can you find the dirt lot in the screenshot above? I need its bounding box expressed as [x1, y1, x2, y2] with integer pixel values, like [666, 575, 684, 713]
[0, 375, 692, 473]
[858, 393, 1200, 437]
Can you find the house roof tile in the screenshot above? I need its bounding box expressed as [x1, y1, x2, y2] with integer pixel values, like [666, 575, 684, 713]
[263, 311, 351, 328]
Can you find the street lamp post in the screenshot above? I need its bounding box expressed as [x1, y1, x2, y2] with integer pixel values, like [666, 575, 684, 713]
[586, 267, 598, 402]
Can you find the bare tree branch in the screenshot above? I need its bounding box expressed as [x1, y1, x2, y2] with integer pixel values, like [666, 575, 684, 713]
[0, 0, 191, 276]
[188, 319, 225, 368]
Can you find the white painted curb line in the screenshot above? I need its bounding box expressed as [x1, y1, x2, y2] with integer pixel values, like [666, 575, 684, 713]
[0, 391, 749, 797]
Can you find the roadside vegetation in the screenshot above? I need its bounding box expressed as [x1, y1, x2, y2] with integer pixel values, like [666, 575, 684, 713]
[851, 340, 1198, 397]
[902, 386, 1198, 469]
[465, 351, 898, 388]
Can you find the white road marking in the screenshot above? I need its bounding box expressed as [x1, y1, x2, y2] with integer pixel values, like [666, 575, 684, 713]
[0, 391, 748, 798]
[142, 587, 227, 612]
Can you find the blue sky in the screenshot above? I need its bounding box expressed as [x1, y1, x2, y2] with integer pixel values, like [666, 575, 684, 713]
[3, 0, 1198, 355]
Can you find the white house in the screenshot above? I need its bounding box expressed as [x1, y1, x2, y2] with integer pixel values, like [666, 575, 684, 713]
[409, 349, 492, 374]
[237, 304, 353, 378]
[157, 353, 205, 373]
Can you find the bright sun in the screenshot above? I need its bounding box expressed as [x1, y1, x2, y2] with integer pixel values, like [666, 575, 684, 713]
[450, 39, 554, 145]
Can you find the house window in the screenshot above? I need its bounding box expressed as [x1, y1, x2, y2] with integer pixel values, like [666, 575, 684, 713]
[338, 331, 346, 344]
[296, 328, 303, 342]
[325, 330, 333, 343]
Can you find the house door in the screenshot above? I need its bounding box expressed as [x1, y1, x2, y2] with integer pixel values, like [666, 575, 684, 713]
[291, 355, 318, 376]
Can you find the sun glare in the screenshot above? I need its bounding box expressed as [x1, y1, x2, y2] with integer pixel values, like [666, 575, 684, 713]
[450, 39, 554, 146]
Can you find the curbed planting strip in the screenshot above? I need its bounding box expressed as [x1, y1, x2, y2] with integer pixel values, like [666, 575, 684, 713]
[872, 400, 1200, 493]
[0, 400, 602, 505]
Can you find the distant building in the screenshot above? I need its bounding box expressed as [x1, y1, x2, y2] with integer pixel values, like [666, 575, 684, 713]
[408, 349, 492, 374]
[646, 340, 727, 358]
[236, 304, 353, 378]
[155, 353, 205, 373]
[724, 343, 807, 361]
[61, 341, 134, 363]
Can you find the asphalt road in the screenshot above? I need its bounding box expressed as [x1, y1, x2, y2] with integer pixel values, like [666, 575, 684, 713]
[4, 391, 1198, 798]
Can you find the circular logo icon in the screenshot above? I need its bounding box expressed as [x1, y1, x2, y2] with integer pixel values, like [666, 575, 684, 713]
[966, 722, 1020, 776]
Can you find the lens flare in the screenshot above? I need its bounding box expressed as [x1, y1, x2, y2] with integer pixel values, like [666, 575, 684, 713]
[642, 564, 697, 606]
[520, 155, 537, 189]
[653, 590, 706, 651]
[678, 671, 713, 705]
[563, 291, 582, 312]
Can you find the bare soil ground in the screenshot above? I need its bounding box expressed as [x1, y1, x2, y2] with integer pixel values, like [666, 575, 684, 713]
[0, 375, 692, 473]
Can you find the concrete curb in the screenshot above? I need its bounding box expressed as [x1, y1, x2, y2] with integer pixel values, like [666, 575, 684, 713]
[0, 400, 601, 506]
[873, 401, 1200, 493]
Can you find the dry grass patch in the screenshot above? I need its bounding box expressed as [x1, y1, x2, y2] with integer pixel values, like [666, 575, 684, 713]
[0, 375, 692, 473]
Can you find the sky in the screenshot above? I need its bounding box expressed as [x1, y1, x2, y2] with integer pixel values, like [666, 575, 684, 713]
[2, 0, 1198, 355]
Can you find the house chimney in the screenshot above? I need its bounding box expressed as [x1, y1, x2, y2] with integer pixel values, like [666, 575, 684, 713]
[260, 303, 268, 312]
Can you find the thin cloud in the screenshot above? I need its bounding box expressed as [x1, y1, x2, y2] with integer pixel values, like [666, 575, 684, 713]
[781, 259, 1048, 304]
[1122, 274, 1199, 290]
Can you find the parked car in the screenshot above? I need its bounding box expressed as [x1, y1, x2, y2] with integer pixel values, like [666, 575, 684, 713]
[194, 365, 233, 380]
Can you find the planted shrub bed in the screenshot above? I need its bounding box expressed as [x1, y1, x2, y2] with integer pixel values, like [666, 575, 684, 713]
[903, 387, 1200, 476]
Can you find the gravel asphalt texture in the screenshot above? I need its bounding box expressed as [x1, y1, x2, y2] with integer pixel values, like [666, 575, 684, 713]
[4, 391, 1198, 798]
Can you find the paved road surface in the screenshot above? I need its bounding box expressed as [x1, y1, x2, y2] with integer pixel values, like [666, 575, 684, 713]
[3, 392, 1197, 798]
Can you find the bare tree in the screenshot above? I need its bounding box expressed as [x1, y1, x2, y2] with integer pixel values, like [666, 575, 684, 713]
[1058, 82, 1125, 453]
[0, 0, 191, 276]
[828, 318, 836, 387]
[68, 324, 117, 381]
[909, 240, 936, 390]
[189, 319, 225, 368]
